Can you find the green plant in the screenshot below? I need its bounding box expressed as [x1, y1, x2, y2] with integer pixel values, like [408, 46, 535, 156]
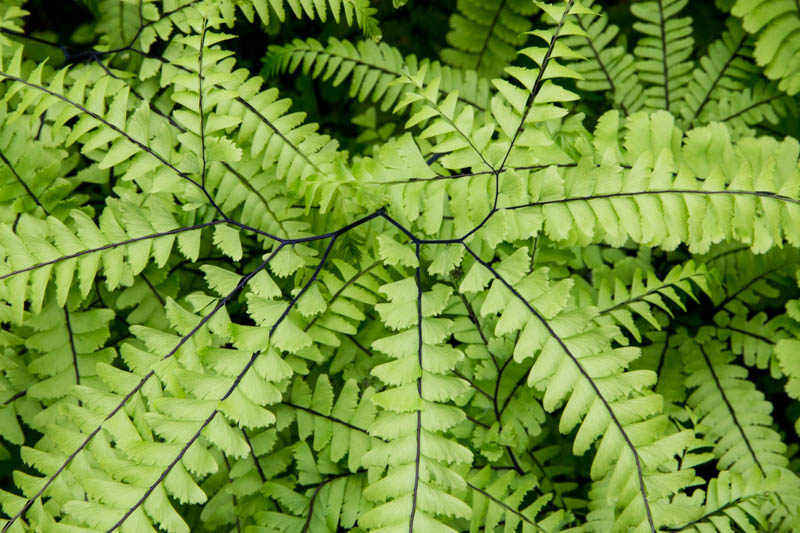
[0, 0, 799, 531]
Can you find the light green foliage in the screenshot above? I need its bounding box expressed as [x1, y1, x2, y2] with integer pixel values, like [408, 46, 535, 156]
[0, 1, 798, 532]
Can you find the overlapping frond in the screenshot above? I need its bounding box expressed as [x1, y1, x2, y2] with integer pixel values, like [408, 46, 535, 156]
[235, 0, 381, 38]
[559, 0, 646, 115]
[506, 112, 800, 254]
[459, 244, 696, 532]
[732, 0, 800, 95]
[632, 0, 695, 113]
[681, 338, 800, 530]
[680, 20, 756, 128]
[593, 261, 711, 342]
[441, 0, 538, 78]
[265, 37, 491, 112]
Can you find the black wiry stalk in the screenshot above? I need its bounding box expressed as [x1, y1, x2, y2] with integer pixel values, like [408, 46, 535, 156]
[221, 455, 243, 533]
[462, 243, 657, 533]
[221, 161, 289, 238]
[139, 273, 165, 306]
[106, 238, 338, 532]
[408, 241, 423, 532]
[282, 401, 370, 434]
[451, 368, 494, 403]
[721, 326, 774, 345]
[241, 428, 266, 482]
[721, 94, 781, 123]
[233, 96, 323, 175]
[507, 188, 800, 210]
[598, 273, 707, 315]
[301, 473, 350, 533]
[1, 245, 284, 532]
[64, 308, 80, 386]
[368, 163, 577, 185]
[0, 220, 225, 282]
[2, 389, 26, 406]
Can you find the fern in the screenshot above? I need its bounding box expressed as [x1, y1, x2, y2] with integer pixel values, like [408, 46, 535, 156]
[0, 1, 799, 532]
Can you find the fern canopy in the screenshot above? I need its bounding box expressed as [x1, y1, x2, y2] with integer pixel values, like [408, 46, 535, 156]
[0, 1, 799, 532]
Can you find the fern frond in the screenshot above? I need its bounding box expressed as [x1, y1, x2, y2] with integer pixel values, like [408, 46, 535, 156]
[680, 19, 757, 128]
[716, 79, 797, 137]
[0, 210, 222, 321]
[283, 375, 379, 473]
[662, 470, 774, 532]
[236, 0, 381, 38]
[492, 0, 588, 171]
[265, 37, 491, 112]
[632, 0, 695, 113]
[702, 246, 800, 372]
[732, 0, 800, 95]
[506, 112, 800, 254]
[682, 339, 800, 530]
[441, 0, 537, 79]
[467, 468, 567, 532]
[461, 244, 695, 532]
[594, 261, 711, 342]
[358, 266, 474, 531]
[561, 0, 646, 115]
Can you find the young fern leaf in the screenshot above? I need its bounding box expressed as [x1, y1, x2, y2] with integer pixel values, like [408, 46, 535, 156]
[632, 0, 695, 113]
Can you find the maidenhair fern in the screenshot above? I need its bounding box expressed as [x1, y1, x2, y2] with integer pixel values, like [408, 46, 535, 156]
[0, 1, 799, 532]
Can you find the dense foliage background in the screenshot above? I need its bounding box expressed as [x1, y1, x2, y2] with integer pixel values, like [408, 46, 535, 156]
[0, 0, 799, 531]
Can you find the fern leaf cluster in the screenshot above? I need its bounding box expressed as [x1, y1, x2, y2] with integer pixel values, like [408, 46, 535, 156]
[0, 0, 799, 532]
